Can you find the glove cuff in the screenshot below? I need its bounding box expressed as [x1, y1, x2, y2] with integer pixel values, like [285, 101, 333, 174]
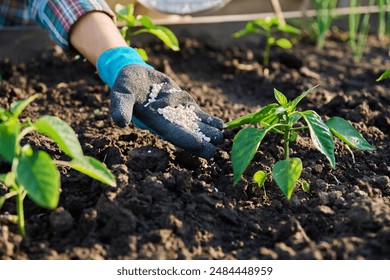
[97, 46, 153, 88]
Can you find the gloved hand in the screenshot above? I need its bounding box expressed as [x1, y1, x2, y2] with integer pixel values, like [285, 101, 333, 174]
[97, 47, 224, 159]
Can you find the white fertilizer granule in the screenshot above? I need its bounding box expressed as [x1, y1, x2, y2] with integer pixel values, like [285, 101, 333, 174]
[145, 83, 181, 107]
[157, 105, 211, 142]
[145, 83, 165, 107]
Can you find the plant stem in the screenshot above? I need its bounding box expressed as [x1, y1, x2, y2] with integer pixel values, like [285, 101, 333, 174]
[284, 129, 290, 159]
[53, 160, 71, 167]
[17, 126, 36, 143]
[378, 0, 385, 39]
[291, 125, 309, 131]
[317, 32, 326, 49]
[15, 189, 25, 237]
[283, 116, 291, 159]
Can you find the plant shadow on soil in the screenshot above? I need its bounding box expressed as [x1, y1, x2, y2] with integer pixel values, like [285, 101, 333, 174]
[1, 33, 390, 260]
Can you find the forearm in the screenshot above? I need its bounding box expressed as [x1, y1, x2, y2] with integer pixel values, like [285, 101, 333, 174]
[26, 0, 115, 51]
[70, 12, 128, 66]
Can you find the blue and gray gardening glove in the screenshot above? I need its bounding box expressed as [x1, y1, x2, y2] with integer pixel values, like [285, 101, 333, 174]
[97, 46, 224, 159]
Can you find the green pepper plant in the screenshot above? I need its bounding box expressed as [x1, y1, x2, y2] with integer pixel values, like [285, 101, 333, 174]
[115, 3, 179, 61]
[233, 16, 300, 69]
[0, 95, 116, 236]
[225, 86, 375, 200]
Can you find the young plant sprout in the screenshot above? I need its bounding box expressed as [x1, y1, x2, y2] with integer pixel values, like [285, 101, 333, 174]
[348, 0, 374, 62]
[225, 86, 375, 200]
[0, 95, 116, 236]
[233, 16, 300, 69]
[115, 3, 179, 60]
[377, 0, 390, 39]
[311, 0, 338, 49]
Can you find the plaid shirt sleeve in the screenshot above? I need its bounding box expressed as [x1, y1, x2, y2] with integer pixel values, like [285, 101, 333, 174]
[0, 0, 115, 51]
[0, 0, 32, 26]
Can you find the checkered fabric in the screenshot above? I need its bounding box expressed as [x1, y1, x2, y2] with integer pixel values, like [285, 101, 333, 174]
[0, 0, 115, 50]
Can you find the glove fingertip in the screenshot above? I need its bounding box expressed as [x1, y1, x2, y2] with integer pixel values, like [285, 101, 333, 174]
[111, 113, 130, 128]
[195, 109, 224, 129]
[211, 117, 225, 130]
[194, 142, 217, 159]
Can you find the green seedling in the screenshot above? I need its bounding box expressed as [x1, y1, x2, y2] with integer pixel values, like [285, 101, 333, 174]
[311, 0, 338, 49]
[233, 16, 300, 69]
[377, 0, 389, 39]
[0, 95, 116, 236]
[377, 68, 390, 81]
[349, 0, 374, 62]
[225, 86, 375, 200]
[115, 3, 179, 61]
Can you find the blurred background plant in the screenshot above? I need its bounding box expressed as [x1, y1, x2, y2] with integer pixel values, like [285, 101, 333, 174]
[377, 0, 390, 40]
[348, 0, 375, 61]
[310, 0, 339, 49]
[233, 16, 300, 70]
[115, 3, 179, 61]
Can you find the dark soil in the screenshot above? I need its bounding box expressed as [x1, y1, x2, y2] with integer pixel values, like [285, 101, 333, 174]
[1, 32, 390, 260]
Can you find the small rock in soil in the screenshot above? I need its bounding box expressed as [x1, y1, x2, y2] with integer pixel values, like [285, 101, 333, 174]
[315, 205, 335, 216]
[275, 218, 311, 251]
[170, 168, 192, 193]
[174, 151, 205, 169]
[103, 146, 124, 167]
[275, 242, 297, 259]
[278, 52, 303, 69]
[218, 207, 238, 225]
[111, 164, 129, 188]
[49, 207, 74, 233]
[141, 176, 168, 201]
[258, 247, 278, 260]
[0, 226, 14, 258]
[297, 247, 323, 260]
[127, 146, 169, 172]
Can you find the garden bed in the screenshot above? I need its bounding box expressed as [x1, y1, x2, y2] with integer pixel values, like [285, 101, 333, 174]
[0, 32, 390, 259]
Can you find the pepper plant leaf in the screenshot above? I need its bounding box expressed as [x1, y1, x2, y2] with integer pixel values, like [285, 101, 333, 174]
[115, 3, 136, 25]
[301, 110, 335, 169]
[253, 103, 279, 124]
[10, 94, 39, 118]
[225, 112, 256, 128]
[288, 85, 319, 112]
[70, 156, 116, 187]
[272, 157, 302, 200]
[225, 103, 278, 128]
[376, 68, 390, 81]
[274, 88, 288, 106]
[135, 48, 149, 61]
[300, 180, 310, 192]
[34, 115, 84, 160]
[289, 112, 302, 124]
[326, 117, 375, 150]
[133, 27, 179, 51]
[253, 170, 268, 188]
[277, 23, 301, 34]
[275, 38, 293, 49]
[0, 118, 20, 163]
[136, 15, 155, 29]
[0, 107, 10, 122]
[233, 20, 266, 38]
[16, 149, 60, 209]
[0, 173, 6, 183]
[232, 127, 268, 185]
